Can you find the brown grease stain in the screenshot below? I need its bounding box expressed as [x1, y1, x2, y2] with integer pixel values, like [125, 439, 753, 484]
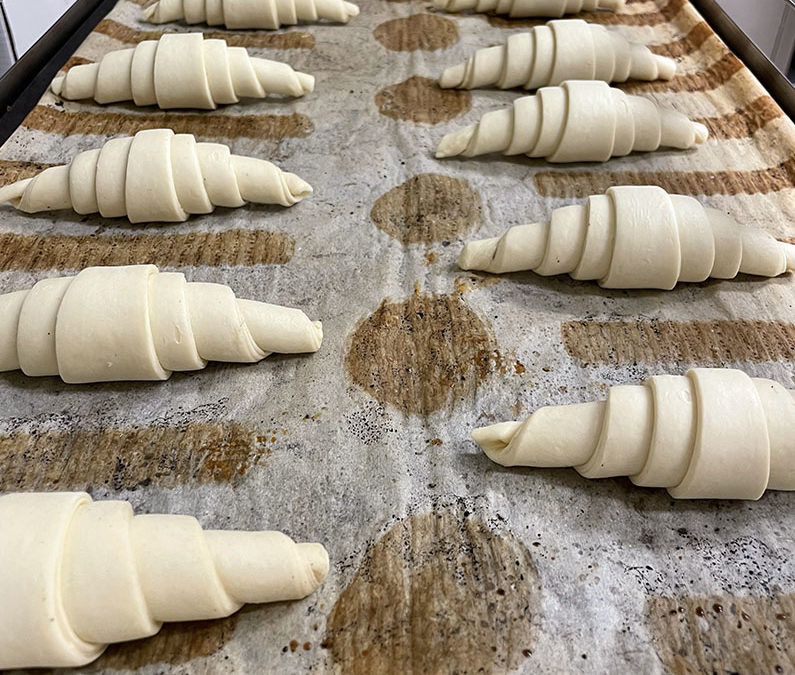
[22, 105, 313, 140]
[0, 159, 55, 185]
[647, 594, 794, 675]
[324, 507, 541, 673]
[95, 18, 315, 49]
[370, 173, 481, 244]
[533, 156, 795, 198]
[562, 319, 795, 367]
[650, 21, 712, 58]
[373, 14, 459, 52]
[0, 423, 272, 491]
[375, 76, 470, 124]
[487, 0, 686, 28]
[345, 292, 497, 415]
[0, 230, 294, 271]
[695, 96, 783, 140]
[91, 616, 239, 670]
[621, 51, 743, 93]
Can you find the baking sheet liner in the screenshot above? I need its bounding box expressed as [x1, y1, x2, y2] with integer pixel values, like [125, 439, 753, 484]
[0, 0, 793, 672]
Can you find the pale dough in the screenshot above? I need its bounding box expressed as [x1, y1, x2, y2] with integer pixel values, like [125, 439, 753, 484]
[459, 186, 795, 288]
[439, 20, 675, 90]
[142, 0, 360, 28]
[433, 0, 624, 17]
[473, 368, 795, 499]
[51, 33, 314, 109]
[0, 128, 311, 222]
[0, 491, 329, 668]
[0, 264, 323, 383]
[436, 80, 708, 161]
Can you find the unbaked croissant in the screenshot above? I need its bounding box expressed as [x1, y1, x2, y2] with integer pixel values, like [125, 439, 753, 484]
[0, 129, 310, 222]
[433, 0, 625, 17]
[51, 33, 314, 109]
[142, 0, 360, 29]
[436, 80, 708, 162]
[459, 186, 795, 288]
[474, 368, 795, 499]
[0, 491, 329, 668]
[439, 20, 675, 90]
[0, 265, 323, 383]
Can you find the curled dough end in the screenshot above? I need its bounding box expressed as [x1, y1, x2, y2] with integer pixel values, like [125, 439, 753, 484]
[654, 55, 677, 80]
[786, 242, 795, 271]
[284, 172, 313, 202]
[459, 237, 500, 272]
[439, 63, 466, 89]
[297, 542, 331, 584]
[50, 74, 65, 95]
[436, 126, 476, 158]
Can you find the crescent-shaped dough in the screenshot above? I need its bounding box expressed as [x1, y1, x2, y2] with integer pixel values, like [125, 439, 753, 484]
[0, 491, 329, 668]
[0, 129, 311, 222]
[473, 368, 795, 499]
[439, 20, 675, 90]
[433, 0, 624, 17]
[51, 33, 314, 109]
[142, 0, 360, 29]
[459, 186, 795, 288]
[0, 265, 323, 383]
[436, 80, 708, 162]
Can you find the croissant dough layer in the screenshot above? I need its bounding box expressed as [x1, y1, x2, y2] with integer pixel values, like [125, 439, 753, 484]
[433, 0, 624, 17]
[440, 20, 675, 90]
[0, 492, 329, 668]
[0, 128, 311, 222]
[474, 368, 795, 499]
[142, 0, 360, 28]
[459, 186, 795, 288]
[51, 33, 314, 109]
[436, 80, 708, 162]
[0, 265, 323, 383]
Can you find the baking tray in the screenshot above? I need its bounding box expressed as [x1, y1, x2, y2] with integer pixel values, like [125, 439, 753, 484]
[0, 0, 793, 672]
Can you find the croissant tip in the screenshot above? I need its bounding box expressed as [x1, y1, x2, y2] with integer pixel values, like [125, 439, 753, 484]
[439, 65, 465, 89]
[297, 543, 330, 585]
[50, 75, 64, 96]
[297, 72, 315, 94]
[285, 173, 313, 201]
[656, 56, 677, 80]
[343, 1, 360, 17]
[693, 122, 709, 144]
[309, 321, 323, 351]
[140, 4, 156, 20]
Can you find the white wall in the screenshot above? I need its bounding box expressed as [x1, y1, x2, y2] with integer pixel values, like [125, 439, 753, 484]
[716, 0, 788, 57]
[3, 0, 77, 55]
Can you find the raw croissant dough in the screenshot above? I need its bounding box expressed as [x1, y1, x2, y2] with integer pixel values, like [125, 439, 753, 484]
[0, 128, 310, 222]
[459, 186, 795, 288]
[0, 492, 329, 668]
[436, 80, 708, 162]
[439, 20, 675, 90]
[434, 0, 624, 17]
[0, 265, 323, 383]
[142, 0, 360, 28]
[51, 33, 314, 109]
[473, 368, 795, 499]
